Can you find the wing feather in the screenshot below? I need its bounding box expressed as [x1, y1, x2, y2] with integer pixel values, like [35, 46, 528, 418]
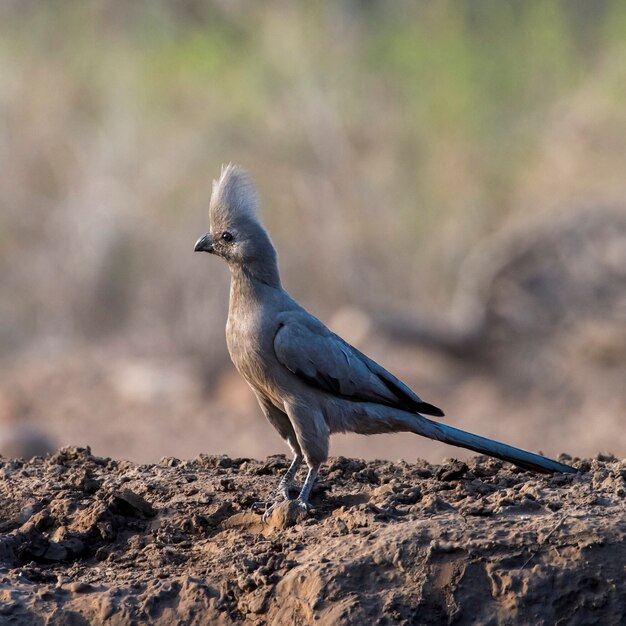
[273, 319, 444, 417]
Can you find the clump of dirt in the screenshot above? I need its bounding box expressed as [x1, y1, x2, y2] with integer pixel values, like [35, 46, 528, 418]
[0, 447, 625, 624]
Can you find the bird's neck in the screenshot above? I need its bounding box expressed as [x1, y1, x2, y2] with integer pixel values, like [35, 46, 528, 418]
[229, 264, 282, 311]
[231, 258, 281, 287]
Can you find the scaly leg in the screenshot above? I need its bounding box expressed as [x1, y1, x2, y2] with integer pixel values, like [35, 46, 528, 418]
[295, 465, 319, 510]
[253, 454, 303, 515]
[261, 460, 317, 523]
[273, 454, 303, 500]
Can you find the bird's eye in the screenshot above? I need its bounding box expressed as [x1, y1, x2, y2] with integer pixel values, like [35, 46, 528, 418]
[221, 231, 234, 242]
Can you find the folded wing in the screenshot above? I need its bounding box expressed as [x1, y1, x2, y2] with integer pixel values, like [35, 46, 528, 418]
[273, 316, 444, 417]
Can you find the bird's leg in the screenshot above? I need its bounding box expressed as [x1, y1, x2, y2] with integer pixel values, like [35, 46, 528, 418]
[261, 463, 318, 523]
[273, 454, 303, 500]
[295, 465, 319, 510]
[253, 454, 303, 515]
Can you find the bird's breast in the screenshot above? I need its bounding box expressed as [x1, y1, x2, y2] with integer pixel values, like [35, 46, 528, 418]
[226, 313, 277, 388]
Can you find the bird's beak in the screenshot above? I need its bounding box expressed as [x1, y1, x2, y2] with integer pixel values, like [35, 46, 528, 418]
[194, 232, 213, 253]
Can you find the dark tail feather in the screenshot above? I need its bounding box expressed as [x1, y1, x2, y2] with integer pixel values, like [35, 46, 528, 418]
[415, 402, 445, 417]
[411, 413, 576, 474]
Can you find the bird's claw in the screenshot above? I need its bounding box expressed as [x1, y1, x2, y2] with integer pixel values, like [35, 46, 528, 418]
[251, 500, 271, 513]
[253, 485, 296, 520]
[261, 502, 278, 524]
[259, 498, 312, 524]
[295, 497, 311, 512]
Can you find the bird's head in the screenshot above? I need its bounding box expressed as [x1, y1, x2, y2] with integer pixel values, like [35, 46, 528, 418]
[195, 164, 280, 284]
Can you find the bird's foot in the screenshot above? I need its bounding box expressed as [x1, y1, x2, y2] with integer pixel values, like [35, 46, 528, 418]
[261, 498, 311, 526]
[253, 482, 301, 517]
[261, 501, 279, 524]
[295, 497, 311, 511]
[274, 483, 301, 501]
[251, 500, 272, 513]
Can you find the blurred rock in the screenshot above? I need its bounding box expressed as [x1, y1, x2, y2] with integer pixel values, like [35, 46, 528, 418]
[376, 206, 626, 397]
[0, 425, 55, 459]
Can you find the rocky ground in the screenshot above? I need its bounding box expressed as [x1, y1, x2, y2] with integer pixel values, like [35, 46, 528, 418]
[0, 447, 625, 625]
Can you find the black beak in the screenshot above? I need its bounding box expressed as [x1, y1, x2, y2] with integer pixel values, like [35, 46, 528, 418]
[194, 233, 213, 253]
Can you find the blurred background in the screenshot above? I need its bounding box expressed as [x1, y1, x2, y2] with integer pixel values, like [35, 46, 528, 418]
[1, 0, 625, 464]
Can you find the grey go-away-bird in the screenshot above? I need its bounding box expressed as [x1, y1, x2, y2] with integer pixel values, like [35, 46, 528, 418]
[194, 165, 575, 514]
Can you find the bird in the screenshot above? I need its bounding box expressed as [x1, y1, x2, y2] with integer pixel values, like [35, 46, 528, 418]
[194, 164, 576, 515]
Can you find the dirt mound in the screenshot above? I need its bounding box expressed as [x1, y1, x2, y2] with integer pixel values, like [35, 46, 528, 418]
[0, 447, 625, 624]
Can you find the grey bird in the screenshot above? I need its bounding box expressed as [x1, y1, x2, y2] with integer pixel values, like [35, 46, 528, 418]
[194, 165, 575, 513]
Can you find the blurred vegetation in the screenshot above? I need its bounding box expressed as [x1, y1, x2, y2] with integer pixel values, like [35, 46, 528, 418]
[1, 0, 626, 370]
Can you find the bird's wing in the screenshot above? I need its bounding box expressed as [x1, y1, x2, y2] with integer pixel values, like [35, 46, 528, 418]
[273, 316, 444, 417]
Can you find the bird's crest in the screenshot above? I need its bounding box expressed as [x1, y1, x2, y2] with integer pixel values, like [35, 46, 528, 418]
[210, 164, 259, 227]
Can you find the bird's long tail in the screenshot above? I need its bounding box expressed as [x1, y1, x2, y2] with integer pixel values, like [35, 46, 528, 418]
[410, 413, 576, 474]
